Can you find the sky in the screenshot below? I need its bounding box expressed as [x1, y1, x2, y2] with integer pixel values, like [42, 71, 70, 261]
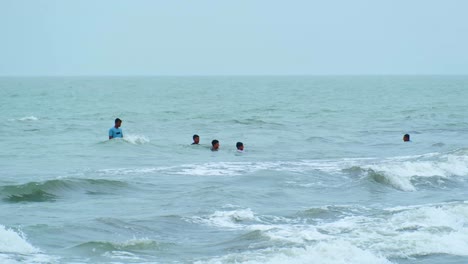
[1, 0, 467, 76]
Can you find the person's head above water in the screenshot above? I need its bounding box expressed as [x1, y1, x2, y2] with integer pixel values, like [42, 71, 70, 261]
[192, 134, 200, 145]
[403, 134, 410, 142]
[236, 142, 244, 151]
[114, 118, 122, 128]
[211, 139, 219, 151]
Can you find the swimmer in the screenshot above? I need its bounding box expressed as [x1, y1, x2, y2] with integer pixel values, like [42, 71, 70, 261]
[109, 118, 123, 139]
[211, 139, 220, 151]
[192, 134, 200, 145]
[403, 134, 410, 142]
[236, 142, 244, 152]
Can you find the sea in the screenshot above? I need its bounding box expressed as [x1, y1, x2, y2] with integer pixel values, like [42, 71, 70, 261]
[1, 75, 468, 264]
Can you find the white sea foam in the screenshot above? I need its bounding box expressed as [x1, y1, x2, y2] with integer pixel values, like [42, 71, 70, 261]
[362, 153, 468, 191]
[169, 153, 468, 183]
[94, 160, 344, 178]
[18, 116, 39, 121]
[96, 167, 166, 176]
[8, 116, 39, 122]
[168, 160, 349, 177]
[0, 225, 39, 254]
[376, 202, 468, 257]
[102, 250, 141, 261]
[0, 225, 57, 264]
[195, 241, 392, 264]
[193, 202, 468, 263]
[256, 225, 330, 244]
[265, 241, 393, 264]
[122, 134, 150, 144]
[95, 151, 468, 192]
[371, 154, 468, 178]
[190, 208, 259, 229]
[298, 202, 468, 258]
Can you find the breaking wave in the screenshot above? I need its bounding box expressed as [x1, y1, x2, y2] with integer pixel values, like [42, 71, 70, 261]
[0, 179, 129, 203]
[193, 201, 468, 263]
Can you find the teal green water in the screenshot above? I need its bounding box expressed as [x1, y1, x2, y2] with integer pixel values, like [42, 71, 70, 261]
[1, 76, 468, 263]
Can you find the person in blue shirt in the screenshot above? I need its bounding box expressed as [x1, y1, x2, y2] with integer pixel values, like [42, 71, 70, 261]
[109, 118, 123, 139]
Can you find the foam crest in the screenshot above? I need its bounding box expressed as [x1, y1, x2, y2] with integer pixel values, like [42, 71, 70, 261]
[0, 225, 39, 254]
[378, 202, 468, 257]
[256, 225, 330, 244]
[96, 167, 166, 176]
[195, 241, 392, 264]
[191, 208, 258, 229]
[7, 116, 39, 122]
[194, 202, 468, 262]
[94, 151, 468, 190]
[72, 237, 165, 262]
[267, 241, 392, 264]
[362, 153, 468, 191]
[18, 116, 39, 121]
[0, 226, 57, 264]
[171, 160, 347, 176]
[75, 238, 164, 251]
[93, 159, 362, 178]
[102, 250, 141, 261]
[175, 162, 253, 176]
[367, 154, 468, 178]
[122, 134, 150, 144]
[314, 202, 468, 258]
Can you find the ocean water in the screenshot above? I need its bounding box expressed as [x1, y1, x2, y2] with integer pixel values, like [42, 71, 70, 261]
[1, 75, 468, 264]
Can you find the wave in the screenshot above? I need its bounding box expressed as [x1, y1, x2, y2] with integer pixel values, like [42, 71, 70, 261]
[94, 149, 468, 191]
[193, 201, 468, 263]
[70, 238, 173, 261]
[195, 241, 392, 264]
[345, 151, 468, 191]
[162, 160, 345, 177]
[1, 178, 129, 203]
[94, 159, 348, 178]
[73, 238, 164, 252]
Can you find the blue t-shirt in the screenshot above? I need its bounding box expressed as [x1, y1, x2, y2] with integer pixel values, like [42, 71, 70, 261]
[109, 127, 123, 138]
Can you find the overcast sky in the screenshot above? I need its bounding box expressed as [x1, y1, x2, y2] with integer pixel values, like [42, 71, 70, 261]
[1, 0, 467, 76]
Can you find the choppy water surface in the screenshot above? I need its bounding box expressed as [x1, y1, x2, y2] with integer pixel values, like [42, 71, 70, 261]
[1, 76, 468, 263]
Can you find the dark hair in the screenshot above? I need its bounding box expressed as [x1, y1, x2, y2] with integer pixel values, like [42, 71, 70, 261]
[236, 142, 243, 149]
[403, 134, 410, 141]
[115, 118, 122, 123]
[211, 139, 219, 146]
[193, 134, 199, 140]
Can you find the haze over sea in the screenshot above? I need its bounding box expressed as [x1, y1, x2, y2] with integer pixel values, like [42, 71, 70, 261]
[1, 75, 468, 264]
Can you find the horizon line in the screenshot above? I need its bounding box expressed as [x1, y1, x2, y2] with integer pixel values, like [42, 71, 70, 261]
[1, 73, 468, 78]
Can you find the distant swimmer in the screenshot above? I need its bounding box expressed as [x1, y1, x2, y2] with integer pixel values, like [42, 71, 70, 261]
[192, 134, 200, 145]
[109, 118, 123, 139]
[403, 134, 410, 142]
[236, 142, 244, 152]
[211, 139, 220, 151]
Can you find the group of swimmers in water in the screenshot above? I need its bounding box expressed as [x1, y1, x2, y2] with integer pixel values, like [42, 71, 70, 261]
[190, 134, 244, 152]
[109, 118, 245, 152]
[109, 118, 410, 151]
